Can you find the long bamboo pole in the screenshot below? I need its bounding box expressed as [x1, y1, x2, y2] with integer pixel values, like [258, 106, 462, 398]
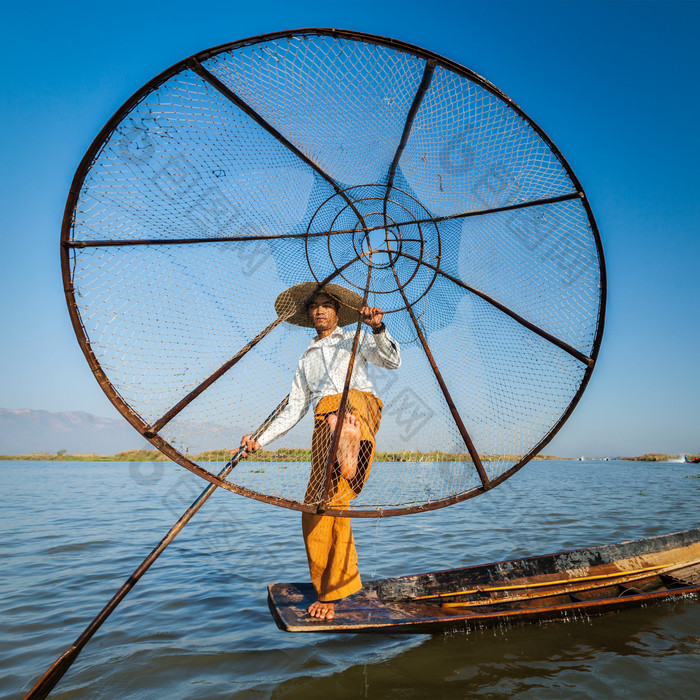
[23, 396, 289, 700]
[317, 263, 374, 512]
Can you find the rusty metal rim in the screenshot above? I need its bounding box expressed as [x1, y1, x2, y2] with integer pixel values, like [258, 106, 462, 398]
[61, 28, 606, 518]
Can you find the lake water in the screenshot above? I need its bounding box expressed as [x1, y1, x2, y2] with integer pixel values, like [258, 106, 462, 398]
[2, 459, 698, 699]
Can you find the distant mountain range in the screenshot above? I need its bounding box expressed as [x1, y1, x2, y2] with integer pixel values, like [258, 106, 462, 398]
[0, 408, 146, 455]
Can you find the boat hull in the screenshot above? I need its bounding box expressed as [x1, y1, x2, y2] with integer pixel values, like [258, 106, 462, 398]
[267, 528, 700, 634]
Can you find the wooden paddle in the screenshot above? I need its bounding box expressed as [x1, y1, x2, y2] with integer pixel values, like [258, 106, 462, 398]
[23, 396, 289, 700]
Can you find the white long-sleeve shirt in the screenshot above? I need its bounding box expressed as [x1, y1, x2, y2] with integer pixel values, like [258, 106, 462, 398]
[256, 326, 401, 447]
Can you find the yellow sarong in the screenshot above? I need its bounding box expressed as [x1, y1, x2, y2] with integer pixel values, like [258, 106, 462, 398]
[301, 389, 382, 602]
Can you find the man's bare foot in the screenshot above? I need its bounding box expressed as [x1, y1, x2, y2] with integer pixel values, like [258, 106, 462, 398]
[308, 599, 335, 620]
[326, 412, 362, 479]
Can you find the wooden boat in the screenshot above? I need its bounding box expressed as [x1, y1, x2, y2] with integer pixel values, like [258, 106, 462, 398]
[268, 528, 700, 634]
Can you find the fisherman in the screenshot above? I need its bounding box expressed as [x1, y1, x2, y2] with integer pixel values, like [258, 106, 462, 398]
[239, 282, 401, 620]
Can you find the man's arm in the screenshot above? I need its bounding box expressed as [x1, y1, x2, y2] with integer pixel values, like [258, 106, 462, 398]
[360, 306, 401, 369]
[239, 361, 311, 456]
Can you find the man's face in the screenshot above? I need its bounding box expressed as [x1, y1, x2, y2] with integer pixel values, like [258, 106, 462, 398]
[307, 293, 339, 332]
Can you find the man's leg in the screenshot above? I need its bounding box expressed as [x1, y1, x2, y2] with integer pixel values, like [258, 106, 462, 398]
[326, 412, 362, 479]
[302, 512, 361, 619]
[303, 391, 382, 618]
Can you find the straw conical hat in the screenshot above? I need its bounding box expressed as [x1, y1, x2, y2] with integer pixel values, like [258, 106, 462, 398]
[274, 282, 364, 327]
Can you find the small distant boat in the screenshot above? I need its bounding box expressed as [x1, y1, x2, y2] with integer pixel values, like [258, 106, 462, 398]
[685, 455, 700, 464]
[269, 529, 700, 634]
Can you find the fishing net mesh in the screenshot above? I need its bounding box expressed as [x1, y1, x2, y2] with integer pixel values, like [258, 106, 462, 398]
[64, 31, 603, 515]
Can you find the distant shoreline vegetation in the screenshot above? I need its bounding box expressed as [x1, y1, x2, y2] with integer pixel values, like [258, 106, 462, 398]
[619, 453, 689, 462]
[1, 448, 566, 462]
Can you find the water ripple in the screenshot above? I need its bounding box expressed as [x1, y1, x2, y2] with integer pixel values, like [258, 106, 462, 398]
[2, 460, 698, 699]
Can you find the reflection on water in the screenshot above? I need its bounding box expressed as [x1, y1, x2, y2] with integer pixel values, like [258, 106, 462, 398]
[1, 460, 698, 699]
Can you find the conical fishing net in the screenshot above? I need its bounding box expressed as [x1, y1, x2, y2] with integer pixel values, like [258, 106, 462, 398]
[62, 29, 605, 516]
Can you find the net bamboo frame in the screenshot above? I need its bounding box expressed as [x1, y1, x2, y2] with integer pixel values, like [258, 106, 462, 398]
[61, 29, 606, 517]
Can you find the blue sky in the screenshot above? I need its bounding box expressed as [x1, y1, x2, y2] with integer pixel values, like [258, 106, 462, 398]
[1, 0, 698, 457]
